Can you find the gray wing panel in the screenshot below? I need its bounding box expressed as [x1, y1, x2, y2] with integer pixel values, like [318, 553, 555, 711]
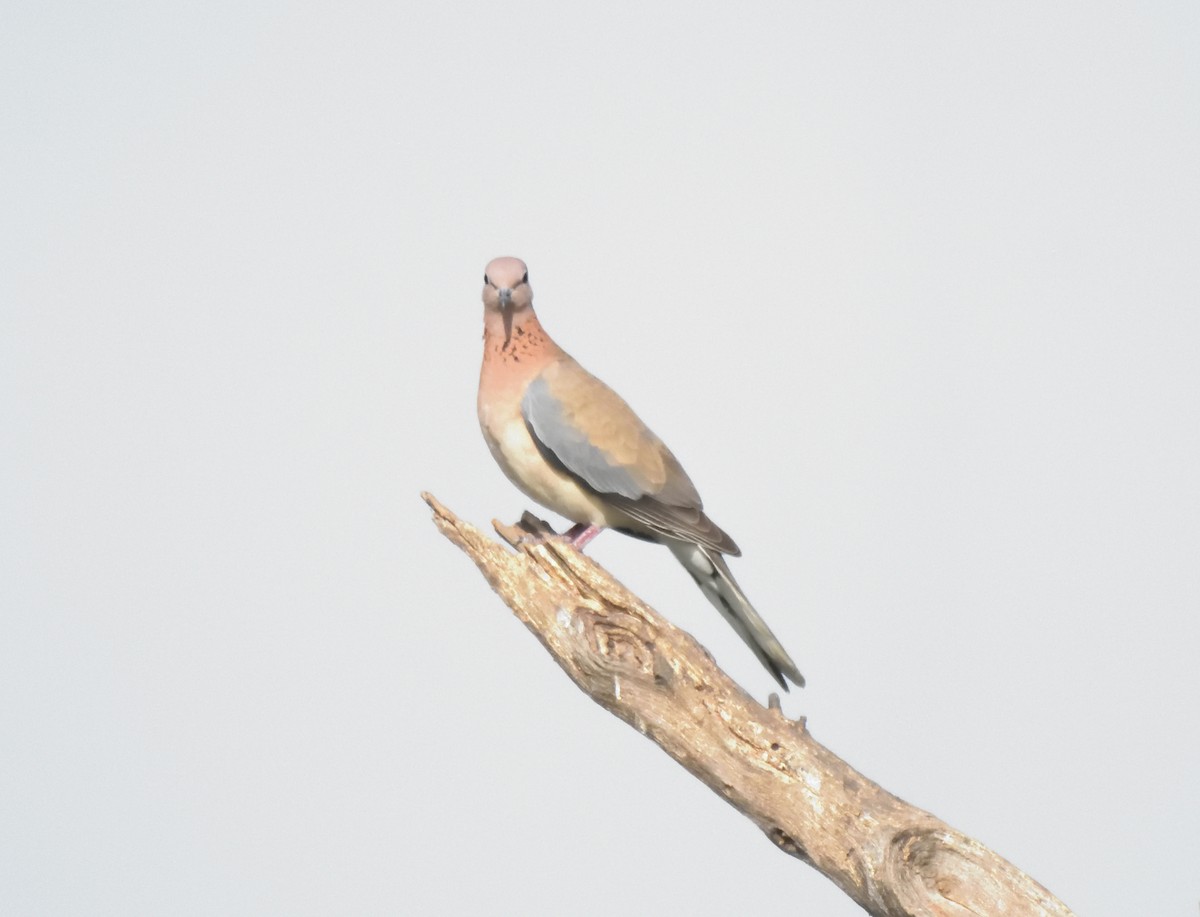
[521, 375, 647, 500]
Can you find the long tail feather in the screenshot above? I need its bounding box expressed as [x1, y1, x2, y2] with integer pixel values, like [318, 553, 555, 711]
[667, 541, 805, 690]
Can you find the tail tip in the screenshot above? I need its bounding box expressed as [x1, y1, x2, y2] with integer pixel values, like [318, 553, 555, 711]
[769, 664, 805, 692]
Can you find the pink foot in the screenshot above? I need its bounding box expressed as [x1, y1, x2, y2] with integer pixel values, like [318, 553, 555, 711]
[565, 523, 604, 550]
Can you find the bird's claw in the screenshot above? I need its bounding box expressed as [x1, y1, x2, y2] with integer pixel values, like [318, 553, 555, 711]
[493, 513, 602, 551]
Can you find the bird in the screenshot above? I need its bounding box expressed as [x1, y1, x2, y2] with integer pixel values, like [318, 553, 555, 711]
[476, 256, 804, 690]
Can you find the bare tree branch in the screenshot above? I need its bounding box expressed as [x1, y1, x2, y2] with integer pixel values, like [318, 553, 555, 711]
[423, 493, 1077, 917]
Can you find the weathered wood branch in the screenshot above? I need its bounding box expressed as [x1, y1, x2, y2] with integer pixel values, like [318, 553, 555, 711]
[423, 493, 1076, 917]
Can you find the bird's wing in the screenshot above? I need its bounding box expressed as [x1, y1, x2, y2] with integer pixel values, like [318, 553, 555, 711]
[521, 358, 739, 555]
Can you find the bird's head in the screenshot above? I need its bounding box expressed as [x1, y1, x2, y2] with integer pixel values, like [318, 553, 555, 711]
[482, 256, 533, 345]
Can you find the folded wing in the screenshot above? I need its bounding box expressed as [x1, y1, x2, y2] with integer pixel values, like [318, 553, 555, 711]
[521, 359, 740, 556]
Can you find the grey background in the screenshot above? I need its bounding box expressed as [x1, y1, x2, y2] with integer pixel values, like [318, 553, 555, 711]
[3, 3, 1198, 915]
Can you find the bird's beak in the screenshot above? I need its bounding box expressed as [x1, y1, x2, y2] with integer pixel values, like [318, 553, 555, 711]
[501, 298, 514, 346]
[498, 288, 513, 308]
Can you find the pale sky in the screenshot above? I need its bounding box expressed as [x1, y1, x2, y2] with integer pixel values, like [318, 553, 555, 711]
[2, 3, 1198, 915]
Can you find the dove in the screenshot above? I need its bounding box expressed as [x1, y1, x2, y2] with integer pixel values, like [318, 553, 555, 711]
[476, 256, 804, 689]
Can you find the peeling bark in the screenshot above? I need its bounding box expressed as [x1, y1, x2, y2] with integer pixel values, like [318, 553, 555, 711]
[423, 493, 1076, 917]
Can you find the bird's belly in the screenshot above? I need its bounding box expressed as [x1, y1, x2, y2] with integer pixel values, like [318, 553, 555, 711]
[484, 415, 610, 526]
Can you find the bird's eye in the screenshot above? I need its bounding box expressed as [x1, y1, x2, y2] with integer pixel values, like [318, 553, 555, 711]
[521, 271, 529, 285]
[483, 274, 490, 286]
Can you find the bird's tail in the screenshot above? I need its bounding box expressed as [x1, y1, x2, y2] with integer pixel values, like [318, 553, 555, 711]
[667, 541, 805, 690]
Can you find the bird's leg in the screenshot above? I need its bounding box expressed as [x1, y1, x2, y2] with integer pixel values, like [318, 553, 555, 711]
[564, 522, 604, 550]
[506, 513, 604, 550]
